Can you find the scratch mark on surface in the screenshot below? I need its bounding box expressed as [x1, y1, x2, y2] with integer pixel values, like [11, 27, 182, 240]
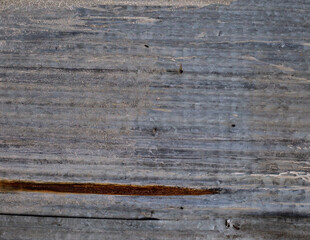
[240, 56, 295, 72]
[152, 108, 172, 112]
[270, 64, 295, 72]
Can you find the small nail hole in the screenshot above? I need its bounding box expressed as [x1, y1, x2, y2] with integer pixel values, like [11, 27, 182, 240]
[180, 206, 184, 210]
[231, 124, 236, 128]
[225, 219, 231, 228]
[178, 64, 183, 74]
[144, 44, 149, 48]
[152, 127, 157, 136]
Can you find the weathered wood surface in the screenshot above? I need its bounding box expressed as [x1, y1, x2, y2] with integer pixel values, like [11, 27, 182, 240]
[0, 0, 310, 239]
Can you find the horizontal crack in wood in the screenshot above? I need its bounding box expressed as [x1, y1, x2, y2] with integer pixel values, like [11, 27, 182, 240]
[0, 179, 221, 196]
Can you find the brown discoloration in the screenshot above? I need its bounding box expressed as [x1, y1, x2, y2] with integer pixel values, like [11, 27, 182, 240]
[178, 64, 183, 74]
[0, 179, 221, 196]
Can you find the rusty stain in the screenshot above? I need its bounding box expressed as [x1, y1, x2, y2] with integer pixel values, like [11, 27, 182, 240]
[0, 179, 221, 196]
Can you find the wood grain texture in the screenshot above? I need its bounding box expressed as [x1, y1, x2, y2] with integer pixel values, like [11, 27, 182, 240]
[0, 0, 310, 239]
[1, 214, 310, 240]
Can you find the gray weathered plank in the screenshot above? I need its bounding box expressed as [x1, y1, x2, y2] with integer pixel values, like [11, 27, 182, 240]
[0, 0, 310, 238]
[1, 214, 310, 240]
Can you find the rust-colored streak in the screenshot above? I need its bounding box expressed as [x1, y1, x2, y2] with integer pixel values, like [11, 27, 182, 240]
[0, 179, 220, 196]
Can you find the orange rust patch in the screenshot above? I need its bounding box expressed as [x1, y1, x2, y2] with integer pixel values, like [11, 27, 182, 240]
[0, 179, 220, 196]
